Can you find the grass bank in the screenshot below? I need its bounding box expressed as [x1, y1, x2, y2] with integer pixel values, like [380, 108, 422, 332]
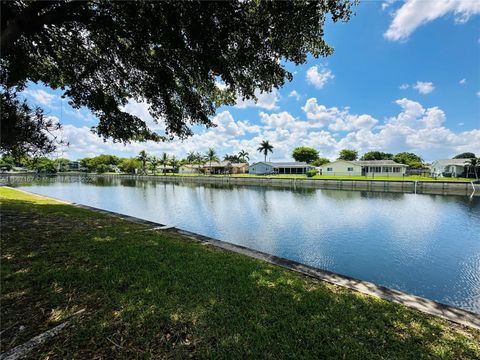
[1, 187, 479, 359]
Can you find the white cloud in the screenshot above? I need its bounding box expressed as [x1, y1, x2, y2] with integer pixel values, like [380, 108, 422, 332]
[235, 88, 279, 110]
[329, 114, 379, 132]
[459, 78, 467, 85]
[381, 0, 399, 11]
[476, 91, 480, 97]
[260, 111, 300, 129]
[384, 0, 480, 41]
[288, 90, 301, 101]
[23, 89, 57, 106]
[302, 98, 339, 127]
[399, 83, 410, 90]
[306, 65, 334, 89]
[388, 98, 445, 128]
[302, 98, 378, 131]
[413, 81, 434, 94]
[55, 97, 479, 163]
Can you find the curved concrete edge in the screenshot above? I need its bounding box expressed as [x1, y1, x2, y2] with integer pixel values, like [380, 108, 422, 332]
[4, 187, 480, 331]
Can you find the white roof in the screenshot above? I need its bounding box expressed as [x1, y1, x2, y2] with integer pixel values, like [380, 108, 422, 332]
[432, 159, 472, 166]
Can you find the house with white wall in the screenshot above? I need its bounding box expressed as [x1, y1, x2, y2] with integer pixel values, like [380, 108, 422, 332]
[430, 159, 471, 178]
[318, 160, 407, 176]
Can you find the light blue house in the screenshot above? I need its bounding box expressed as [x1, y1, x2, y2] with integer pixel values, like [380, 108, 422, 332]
[248, 162, 315, 175]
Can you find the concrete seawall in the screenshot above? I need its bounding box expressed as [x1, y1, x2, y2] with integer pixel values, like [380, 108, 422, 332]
[1, 173, 477, 196]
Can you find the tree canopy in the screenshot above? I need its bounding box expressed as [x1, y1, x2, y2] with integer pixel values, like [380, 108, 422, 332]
[360, 151, 393, 161]
[1, 0, 355, 156]
[79, 154, 120, 173]
[392, 152, 423, 168]
[291, 146, 319, 164]
[311, 157, 330, 167]
[453, 152, 475, 159]
[338, 149, 358, 161]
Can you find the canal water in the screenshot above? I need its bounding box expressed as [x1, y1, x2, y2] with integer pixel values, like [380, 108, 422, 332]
[13, 176, 480, 313]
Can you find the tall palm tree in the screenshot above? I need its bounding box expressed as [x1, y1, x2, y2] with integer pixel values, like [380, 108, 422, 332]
[238, 150, 249, 163]
[257, 140, 273, 162]
[205, 148, 219, 174]
[159, 152, 169, 175]
[137, 150, 148, 175]
[186, 150, 197, 163]
[149, 156, 160, 175]
[195, 152, 205, 175]
[466, 158, 479, 180]
[169, 156, 180, 173]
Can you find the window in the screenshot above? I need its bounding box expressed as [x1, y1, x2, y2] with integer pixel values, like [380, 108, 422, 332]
[327, 167, 333, 171]
[393, 167, 400, 173]
[347, 167, 353, 172]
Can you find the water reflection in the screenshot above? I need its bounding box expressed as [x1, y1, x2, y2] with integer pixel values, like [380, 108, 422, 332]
[12, 175, 480, 314]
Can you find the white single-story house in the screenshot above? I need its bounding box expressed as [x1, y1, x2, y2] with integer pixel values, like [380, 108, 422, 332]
[318, 160, 407, 176]
[430, 159, 471, 178]
[248, 162, 315, 175]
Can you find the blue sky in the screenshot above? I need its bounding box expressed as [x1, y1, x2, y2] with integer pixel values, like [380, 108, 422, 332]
[21, 0, 480, 162]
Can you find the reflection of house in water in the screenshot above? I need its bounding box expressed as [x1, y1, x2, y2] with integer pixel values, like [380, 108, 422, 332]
[319, 189, 405, 201]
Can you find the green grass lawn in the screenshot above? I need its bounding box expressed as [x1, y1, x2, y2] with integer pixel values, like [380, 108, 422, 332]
[1, 187, 479, 359]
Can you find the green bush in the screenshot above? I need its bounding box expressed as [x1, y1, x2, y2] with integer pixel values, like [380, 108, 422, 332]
[306, 169, 317, 177]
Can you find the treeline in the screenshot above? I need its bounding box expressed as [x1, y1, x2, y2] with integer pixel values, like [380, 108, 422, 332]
[291, 147, 477, 169]
[1, 146, 477, 174]
[0, 148, 249, 174]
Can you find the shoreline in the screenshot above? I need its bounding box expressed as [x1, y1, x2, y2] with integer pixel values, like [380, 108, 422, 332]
[1, 172, 477, 196]
[6, 186, 480, 330]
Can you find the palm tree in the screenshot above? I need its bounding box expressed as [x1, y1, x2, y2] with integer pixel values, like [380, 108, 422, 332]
[137, 150, 148, 175]
[224, 154, 240, 163]
[466, 158, 479, 180]
[170, 156, 180, 173]
[205, 148, 219, 174]
[159, 152, 169, 175]
[238, 150, 249, 163]
[257, 140, 273, 162]
[186, 150, 197, 163]
[149, 156, 160, 175]
[195, 152, 205, 175]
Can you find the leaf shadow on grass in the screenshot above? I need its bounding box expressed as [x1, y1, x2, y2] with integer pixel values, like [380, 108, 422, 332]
[1, 196, 479, 359]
